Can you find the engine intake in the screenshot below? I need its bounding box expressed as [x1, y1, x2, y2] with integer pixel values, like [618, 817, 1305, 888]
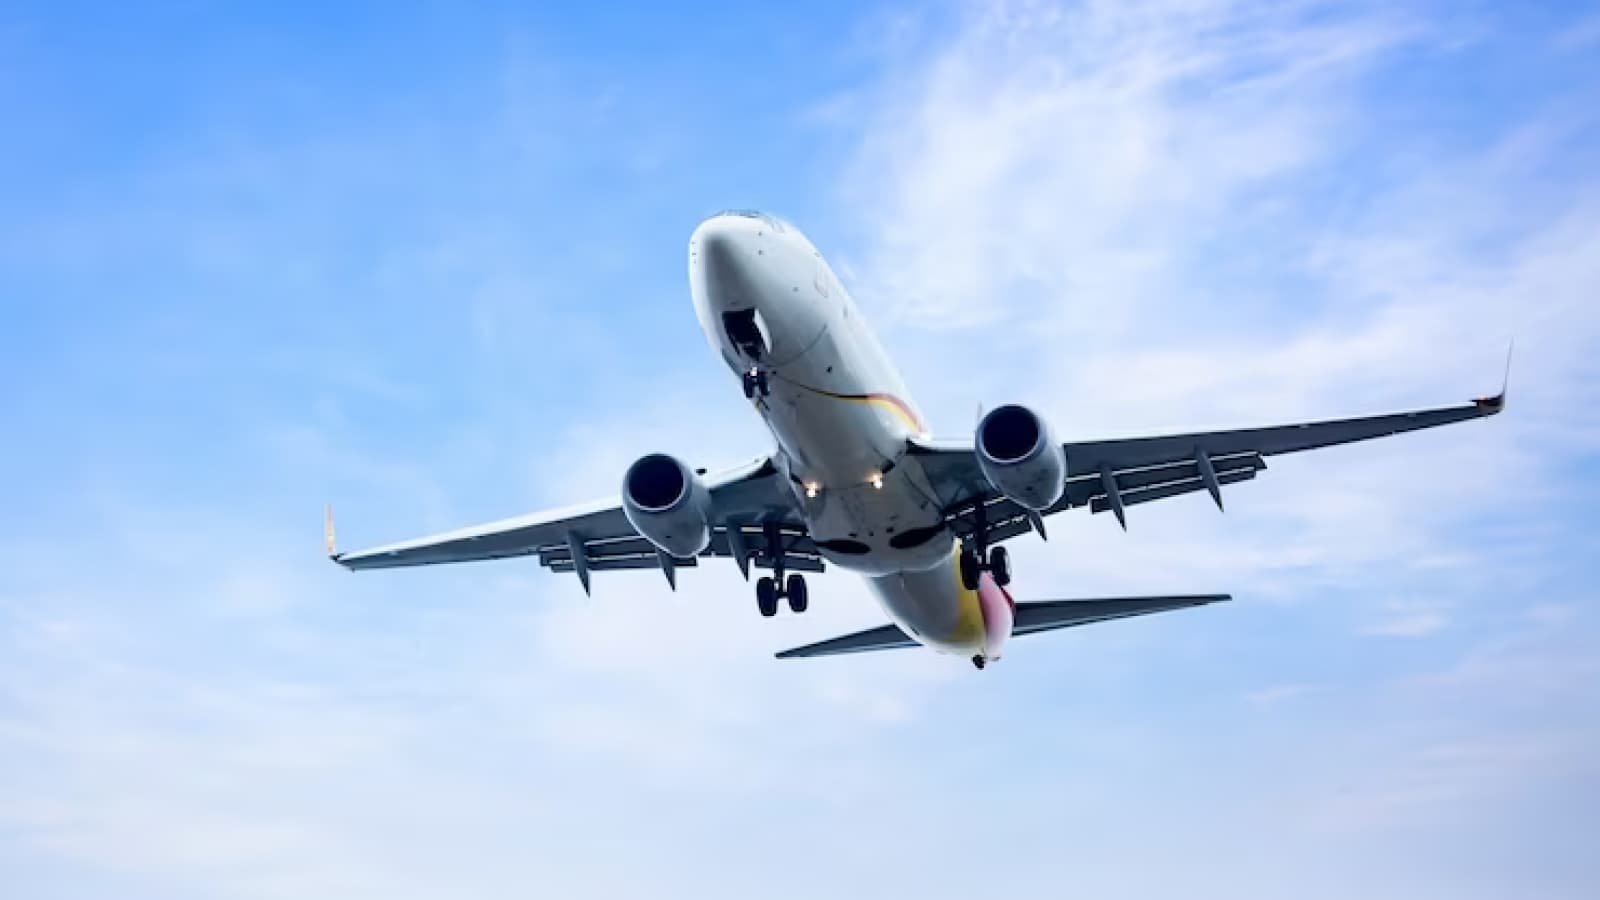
[622, 453, 712, 558]
[977, 404, 1066, 510]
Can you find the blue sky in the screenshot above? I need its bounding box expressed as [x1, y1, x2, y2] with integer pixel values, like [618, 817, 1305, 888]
[3, 1, 1599, 897]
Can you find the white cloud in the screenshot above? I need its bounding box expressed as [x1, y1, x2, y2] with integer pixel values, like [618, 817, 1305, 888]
[1361, 610, 1448, 638]
[832, 0, 1597, 604]
[1553, 11, 1600, 51]
[840, 0, 1425, 330]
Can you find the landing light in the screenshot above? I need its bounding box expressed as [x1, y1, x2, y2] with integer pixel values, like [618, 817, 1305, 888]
[804, 482, 820, 499]
[868, 472, 884, 490]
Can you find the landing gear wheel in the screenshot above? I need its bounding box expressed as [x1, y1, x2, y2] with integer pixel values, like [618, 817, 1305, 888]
[785, 574, 808, 613]
[742, 374, 757, 399]
[756, 576, 778, 617]
[971, 655, 987, 670]
[755, 370, 770, 396]
[988, 546, 1012, 587]
[958, 546, 981, 591]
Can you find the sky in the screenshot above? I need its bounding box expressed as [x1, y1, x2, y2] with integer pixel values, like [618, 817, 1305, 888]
[2, 1, 1599, 897]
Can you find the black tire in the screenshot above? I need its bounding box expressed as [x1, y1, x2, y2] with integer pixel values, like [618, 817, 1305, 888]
[755, 370, 770, 396]
[958, 546, 980, 591]
[786, 574, 808, 613]
[989, 546, 1012, 587]
[756, 576, 778, 617]
[742, 375, 756, 399]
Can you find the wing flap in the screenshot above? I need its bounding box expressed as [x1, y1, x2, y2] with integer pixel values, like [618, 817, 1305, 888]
[549, 555, 825, 574]
[539, 534, 663, 565]
[1088, 468, 1258, 514]
[549, 556, 699, 573]
[1070, 451, 1263, 498]
[537, 525, 825, 573]
[331, 455, 809, 580]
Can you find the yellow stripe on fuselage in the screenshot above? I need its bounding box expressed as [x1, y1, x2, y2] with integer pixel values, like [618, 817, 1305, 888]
[796, 384, 928, 434]
[856, 393, 927, 434]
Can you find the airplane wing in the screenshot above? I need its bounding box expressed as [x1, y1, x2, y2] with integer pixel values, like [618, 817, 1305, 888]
[330, 455, 819, 592]
[911, 383, 1506, 544]
[776, 593, 1229, 658]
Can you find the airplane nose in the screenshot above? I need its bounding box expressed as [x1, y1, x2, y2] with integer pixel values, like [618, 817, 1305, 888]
[688, 210, 825, 368]
[690, 213, 763, 309]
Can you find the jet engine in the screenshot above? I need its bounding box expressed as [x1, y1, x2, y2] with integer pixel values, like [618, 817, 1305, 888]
[622, 453, 713, 558]
[976, 404, 1066, 510]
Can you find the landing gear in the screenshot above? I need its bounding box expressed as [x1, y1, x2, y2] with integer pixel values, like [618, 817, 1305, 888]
[754, 572, 807, 615]
[971, 655, 987, 670]
[959, 545, 981, 591]
[959, 500, 1013, 590]
[754, 523, 807, 615]
[988, 546, 1011, 587]
[741, 368, 770, 398]
[786, 573, 809, 613]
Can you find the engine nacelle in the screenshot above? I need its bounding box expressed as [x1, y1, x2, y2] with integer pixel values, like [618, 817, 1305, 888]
[976, 404, 1066, 510]
[622, 453, 712, 558]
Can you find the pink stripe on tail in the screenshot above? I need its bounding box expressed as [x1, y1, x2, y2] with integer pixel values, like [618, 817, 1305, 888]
[976, 572, 1015, 662]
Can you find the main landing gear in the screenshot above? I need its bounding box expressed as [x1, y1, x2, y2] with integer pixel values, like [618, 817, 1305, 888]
[742, 368, 771, 399]
[756, 572, 808, 617]
[958, 500, 1012, 591]
[959, 545, 1011, 590]
[755, 520, 806, 616]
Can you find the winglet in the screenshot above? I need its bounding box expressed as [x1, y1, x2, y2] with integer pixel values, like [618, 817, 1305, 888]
[1473, 339, 1513, 413]
[324, 504, 339, 559]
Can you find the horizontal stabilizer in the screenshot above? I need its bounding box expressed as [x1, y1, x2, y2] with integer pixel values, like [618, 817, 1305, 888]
[776, 593, 1230, 659]
[1011, 593, 1229, 634]
[775, 623, 918, 658]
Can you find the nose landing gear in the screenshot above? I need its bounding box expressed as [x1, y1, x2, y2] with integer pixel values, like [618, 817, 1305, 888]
[724, 310, 773, 398]
[741, 368, 771, 398]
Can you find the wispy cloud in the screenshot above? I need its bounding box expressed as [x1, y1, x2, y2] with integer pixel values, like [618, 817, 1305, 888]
[1359, 597, 1453, 638]
[830, 0, 1597, 608]
[1362, 610, 1449, 638]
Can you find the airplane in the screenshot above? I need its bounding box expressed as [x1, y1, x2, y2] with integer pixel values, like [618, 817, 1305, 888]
[328, 210, 1507, 669]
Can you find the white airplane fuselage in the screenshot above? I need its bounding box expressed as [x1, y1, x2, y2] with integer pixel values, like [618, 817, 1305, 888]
[689, 211, 1010, 661]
